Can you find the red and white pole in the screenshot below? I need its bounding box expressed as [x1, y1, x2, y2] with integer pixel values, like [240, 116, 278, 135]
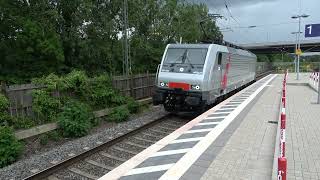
[278, 72, 288, 180]
[278, 157, 287, 180]
[282, 97, 286, 108]
[280, 108, 286, 157]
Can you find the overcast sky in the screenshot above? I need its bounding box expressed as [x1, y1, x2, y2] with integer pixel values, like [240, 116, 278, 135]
[190, 0, 320, 45]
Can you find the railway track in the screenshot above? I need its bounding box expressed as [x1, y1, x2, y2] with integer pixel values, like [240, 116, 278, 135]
[24, 71, 273, 180]
[25, 114, 193, 180]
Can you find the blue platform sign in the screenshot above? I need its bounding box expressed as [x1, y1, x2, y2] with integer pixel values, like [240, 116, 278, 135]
[305, 24, 320, 37]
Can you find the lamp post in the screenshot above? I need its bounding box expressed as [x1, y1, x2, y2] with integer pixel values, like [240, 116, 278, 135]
[291, 14, 310, 80]
[291, 31, 303, 73]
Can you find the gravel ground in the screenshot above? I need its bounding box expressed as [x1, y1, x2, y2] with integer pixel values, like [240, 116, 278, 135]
[55, 169, 86, 180]
[0, 105, 167, 180]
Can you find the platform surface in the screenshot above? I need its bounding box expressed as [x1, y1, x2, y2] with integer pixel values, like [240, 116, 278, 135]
[98, 74, 281, 180]
[199, 75, 281, 180]
[285, 73, 320, 180]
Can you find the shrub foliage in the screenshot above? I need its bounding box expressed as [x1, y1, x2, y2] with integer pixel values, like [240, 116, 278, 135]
[127, 98, 140, 114]
[0, 126, 22, 168]
[32, 90, 61, 121]
[0, 94, 11, 127]
[0, 94, 9, 112]
[57, 101, 93, 138]
[108, 106, 130, 122]
[32, 71, 127, 109]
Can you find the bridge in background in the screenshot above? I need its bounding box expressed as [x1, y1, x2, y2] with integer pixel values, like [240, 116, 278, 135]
[239, 39, 320, 54]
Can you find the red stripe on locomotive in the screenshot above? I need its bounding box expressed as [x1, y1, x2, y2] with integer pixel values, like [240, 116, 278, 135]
[168, 82, 190, 91]
[221, 54, 232, 89]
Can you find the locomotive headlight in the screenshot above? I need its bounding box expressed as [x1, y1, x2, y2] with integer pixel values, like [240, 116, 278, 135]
[160, 82, 168, 87]
[191, 85, 201, 90]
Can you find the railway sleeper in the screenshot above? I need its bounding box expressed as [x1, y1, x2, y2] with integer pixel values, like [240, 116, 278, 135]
[124, 141, 148, 149]
[85, 159, 114, 171]
[112, 146, 138, 156]
[133, 136, 157, 144]
[161, 122, 181, 129]
[141, 132, 162, 139]
[148, 128, 168, 135]
[157, 125, 177, 131]
[68, 167, 98, 180]
[99, 152, 126, 162]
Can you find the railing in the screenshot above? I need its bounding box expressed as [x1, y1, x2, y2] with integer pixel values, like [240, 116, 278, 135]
[309, 72, 319, 92]
[277, 70, 288, 180]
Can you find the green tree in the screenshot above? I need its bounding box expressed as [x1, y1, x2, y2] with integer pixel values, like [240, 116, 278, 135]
[0, 0, 222, 83]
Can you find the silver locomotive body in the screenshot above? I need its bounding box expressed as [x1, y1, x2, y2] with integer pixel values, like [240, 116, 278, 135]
[153, 44, 257, 112]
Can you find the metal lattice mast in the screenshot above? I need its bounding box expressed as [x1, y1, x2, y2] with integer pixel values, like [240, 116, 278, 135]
[123, 0, 130, 76]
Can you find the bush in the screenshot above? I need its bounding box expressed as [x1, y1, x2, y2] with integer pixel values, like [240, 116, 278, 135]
[0, 126, 22, 168]
[111, 95, 128, 106]
[0, 113, 13, 127]
[80, 75, 111, 105]
[47, 130, 62, 141]
[0, 115, 39, 130]
[127, 98, 140, 113]
[32, 73, 62, 91]
[108, 106, 130, 122]
[11, 116, 36, 130]
[80, 74, 126, 107]
[63, 70, 88, 93]
[39, 130, 62, 146]
[39, 134, 49, 145]
[0, 94, 12, 127]
[57, 101, 93, 138]
[0, 94, 9, 112]
[32, 90, 61, 121]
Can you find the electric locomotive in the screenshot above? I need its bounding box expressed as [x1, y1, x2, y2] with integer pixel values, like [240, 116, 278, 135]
[152, 43, 257, 112]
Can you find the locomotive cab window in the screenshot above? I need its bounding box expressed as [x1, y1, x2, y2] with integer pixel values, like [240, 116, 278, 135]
[217, 53, 222, 65]
[161, 48, 208, 74]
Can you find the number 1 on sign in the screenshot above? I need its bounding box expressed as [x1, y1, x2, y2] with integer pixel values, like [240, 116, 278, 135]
[307, 25, 312, 35]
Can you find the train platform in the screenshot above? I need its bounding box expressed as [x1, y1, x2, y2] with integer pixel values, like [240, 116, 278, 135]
[283, 73, 320, 180]
[97, 73, 319, 180]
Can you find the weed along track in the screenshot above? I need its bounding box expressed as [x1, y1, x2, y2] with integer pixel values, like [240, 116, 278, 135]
[24, 114, 191, 180]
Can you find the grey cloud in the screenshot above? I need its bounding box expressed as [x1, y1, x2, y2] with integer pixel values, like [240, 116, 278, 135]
[189, 0, 320, 44]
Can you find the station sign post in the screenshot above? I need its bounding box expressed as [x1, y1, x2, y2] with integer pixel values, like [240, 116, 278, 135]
[305, 24, 320, 38]
[305, 24, 320, 104]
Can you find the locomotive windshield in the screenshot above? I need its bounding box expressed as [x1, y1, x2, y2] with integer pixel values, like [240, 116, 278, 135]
[161, 48, 208, 74]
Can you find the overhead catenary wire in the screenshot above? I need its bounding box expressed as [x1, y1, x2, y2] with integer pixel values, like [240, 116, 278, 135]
[223, 0, 240, 25]
[220, 19, 320, 30]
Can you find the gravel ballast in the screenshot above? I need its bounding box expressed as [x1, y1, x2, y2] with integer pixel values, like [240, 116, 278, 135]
[0, 105, 167, 180]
